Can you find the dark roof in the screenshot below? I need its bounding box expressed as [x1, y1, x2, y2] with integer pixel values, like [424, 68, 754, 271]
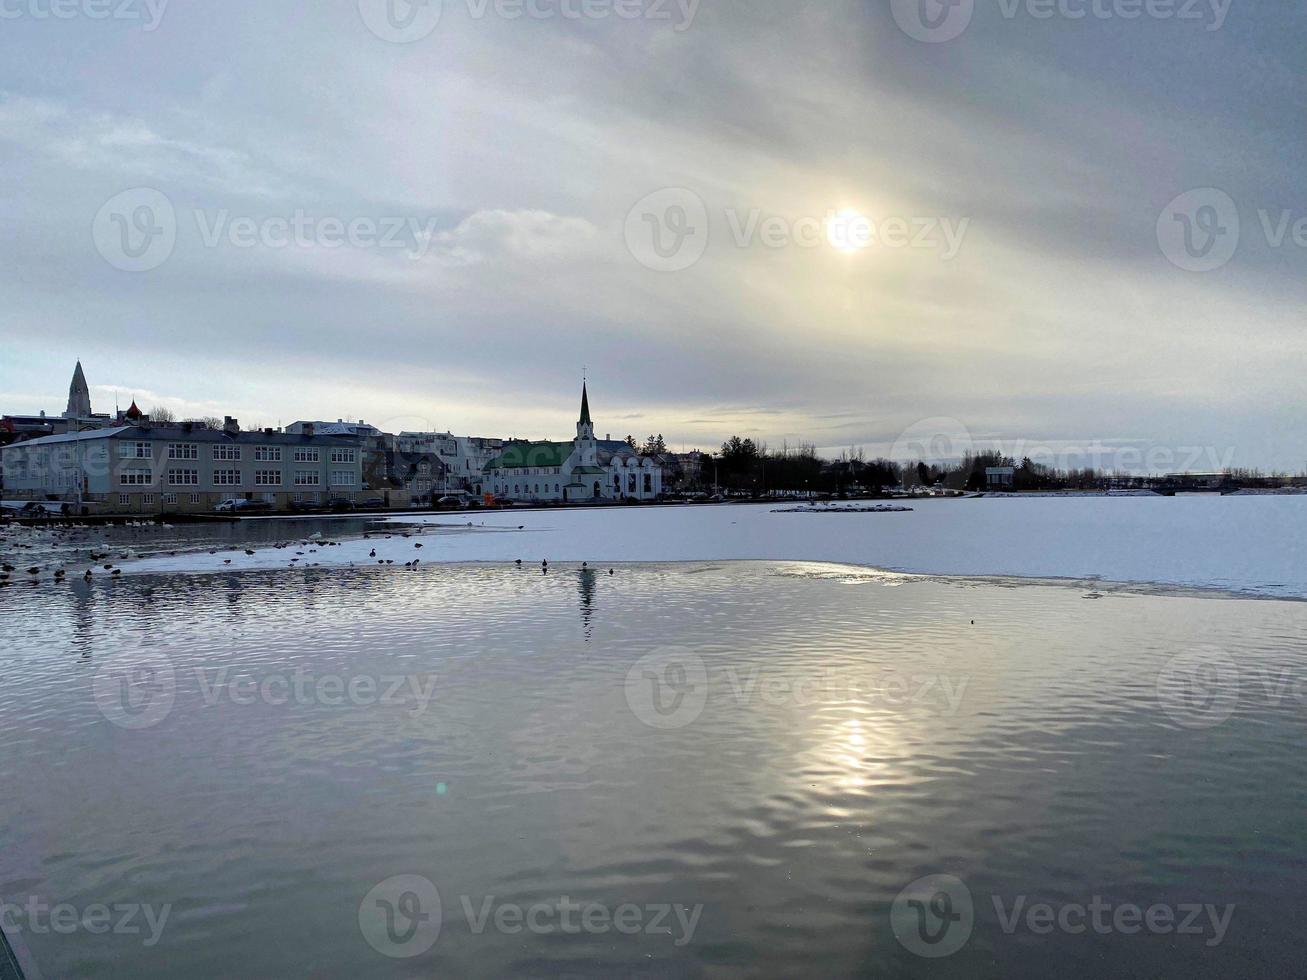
[8, 424, 366, 449]
[579, 383, 591, 425]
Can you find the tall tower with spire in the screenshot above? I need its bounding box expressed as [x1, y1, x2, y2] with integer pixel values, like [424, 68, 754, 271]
[575, 381, 597, 465]
[65, 361, 92, 419]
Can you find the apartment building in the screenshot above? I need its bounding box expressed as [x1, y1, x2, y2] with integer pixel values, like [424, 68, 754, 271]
[1, 418, 364, 515]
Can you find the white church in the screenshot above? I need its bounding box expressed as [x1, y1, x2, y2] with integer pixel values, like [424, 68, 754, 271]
[484, 384, 663, 503]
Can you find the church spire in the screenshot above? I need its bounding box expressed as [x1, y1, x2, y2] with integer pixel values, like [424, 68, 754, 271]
[579, 382, 592, 426]
[65, 360, 92, 419]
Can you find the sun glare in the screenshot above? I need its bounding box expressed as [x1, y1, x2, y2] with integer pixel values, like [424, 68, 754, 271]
[826, 209, 873, 252]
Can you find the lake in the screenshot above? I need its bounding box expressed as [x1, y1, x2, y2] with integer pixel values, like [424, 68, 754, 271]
[1, 526, 1304, 976]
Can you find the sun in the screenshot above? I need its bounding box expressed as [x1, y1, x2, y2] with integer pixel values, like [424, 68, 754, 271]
[826, 209, 873, 252]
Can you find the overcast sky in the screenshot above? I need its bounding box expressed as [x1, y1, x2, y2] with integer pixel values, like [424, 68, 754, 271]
[1, 0, 1302, 471]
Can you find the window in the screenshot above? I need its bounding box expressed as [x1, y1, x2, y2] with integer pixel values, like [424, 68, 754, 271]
[168, 443, 198, 460]
[255, 446, 282, 461]
[163, 493, 177, 505]
[168, 469, 199, 486]
[118, 441, 151, 459]
[330, 449, 356, 464]
[213, 445, 241, 461]
[330, 470, 356, 487]
[120, 470, 154, 486]
[294, 449, 319, 463]
[255, 470, 282, 486]
[190, 493, 201, 504]
[295, 471, 320, 487]
[143, 494, 155, 505]
[644, 474, 653, 494]
[214, 470, 242, 486]
[118, 493, 130, 505]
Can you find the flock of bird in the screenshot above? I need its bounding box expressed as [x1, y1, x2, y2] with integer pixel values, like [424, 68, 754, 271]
[1, 519, 618, 584]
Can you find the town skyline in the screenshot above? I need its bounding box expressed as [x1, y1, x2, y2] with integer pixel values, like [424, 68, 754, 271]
[3, 359, 1297, 478]
[2, 3, 1303, 472]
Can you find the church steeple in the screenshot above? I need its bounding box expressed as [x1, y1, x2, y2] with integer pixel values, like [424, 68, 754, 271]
[65, 360, 92, 419]
[576, 381, 595, 447]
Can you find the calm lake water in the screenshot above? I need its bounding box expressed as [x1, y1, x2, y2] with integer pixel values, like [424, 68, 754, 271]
[1, 558, 1304, 977]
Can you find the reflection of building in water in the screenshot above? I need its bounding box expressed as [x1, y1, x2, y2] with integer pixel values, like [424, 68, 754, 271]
[578, 567, 596, 641]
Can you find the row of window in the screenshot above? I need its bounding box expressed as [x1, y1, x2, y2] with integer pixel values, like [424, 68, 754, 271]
[113, 492, 359, 506]
[493, 474, 654, 496]
[159, 470, 357, 487]
[117, 443, 357, 463]
[121, 469, 360, 487]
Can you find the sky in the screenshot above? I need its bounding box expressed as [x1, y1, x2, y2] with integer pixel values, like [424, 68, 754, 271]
[0, 0, 1303, 473]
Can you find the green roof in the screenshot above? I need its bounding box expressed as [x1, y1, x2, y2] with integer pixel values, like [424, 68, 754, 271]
[485, 442, 571, 470]
[573, 466, 606, 475]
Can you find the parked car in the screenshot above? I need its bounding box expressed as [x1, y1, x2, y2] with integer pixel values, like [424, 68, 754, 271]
[327, 498, 356, 513]
[361, 497, 386, 509]
[288, 499, 325, 513]
[215, 498, 272, 514]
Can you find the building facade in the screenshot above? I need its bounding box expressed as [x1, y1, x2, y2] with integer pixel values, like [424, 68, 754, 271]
[395, 432, 505, 497]
[484, 385, 663, 503]
[1, 418, 364, 514]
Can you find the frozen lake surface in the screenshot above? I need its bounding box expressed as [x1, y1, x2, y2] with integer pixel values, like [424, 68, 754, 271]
[104, 496, 1307, 598]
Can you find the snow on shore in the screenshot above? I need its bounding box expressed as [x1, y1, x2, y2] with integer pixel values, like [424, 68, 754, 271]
[103, 496, 1307, 599]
